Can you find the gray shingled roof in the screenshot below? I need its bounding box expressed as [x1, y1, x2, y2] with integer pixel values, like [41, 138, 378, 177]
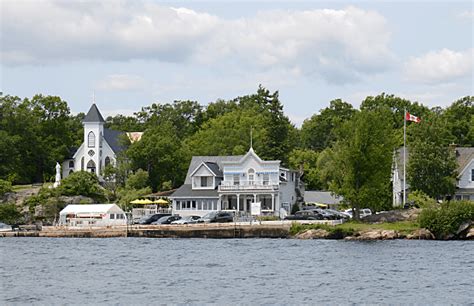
[184, 156, 243, 184]
[455, 147, 474, 174]
[170, 184, 219, 198]
[83, 104, 105, 123]
[104, 128, 124, 153]
[205, 162, 222, 177]
[395, 146, 474, 178]
[304, 191, 343, 205]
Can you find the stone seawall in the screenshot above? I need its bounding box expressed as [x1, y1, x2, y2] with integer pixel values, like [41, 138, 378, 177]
[0, 223, 291, 239]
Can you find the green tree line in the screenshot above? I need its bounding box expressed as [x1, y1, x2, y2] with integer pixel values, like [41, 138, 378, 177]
[1, 90, 472, 214]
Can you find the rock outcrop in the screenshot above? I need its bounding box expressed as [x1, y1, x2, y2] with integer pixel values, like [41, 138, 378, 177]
[406, 228, 435, 240]
[295, 229, 330, 239]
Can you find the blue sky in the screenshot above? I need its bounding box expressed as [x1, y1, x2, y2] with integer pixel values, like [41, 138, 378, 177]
[1, 0, 472, 126]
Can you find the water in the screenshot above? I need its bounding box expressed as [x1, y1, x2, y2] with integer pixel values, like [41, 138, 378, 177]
[1, 238, 473, 304]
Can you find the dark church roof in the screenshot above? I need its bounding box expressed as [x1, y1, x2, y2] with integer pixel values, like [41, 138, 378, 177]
[104, 128, 124, 153]
[83, 104, 105, 123]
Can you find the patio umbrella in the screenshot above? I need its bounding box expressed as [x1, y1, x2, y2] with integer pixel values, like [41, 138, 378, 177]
[130, 199, 154, 205]
[154, 198, 169, 205]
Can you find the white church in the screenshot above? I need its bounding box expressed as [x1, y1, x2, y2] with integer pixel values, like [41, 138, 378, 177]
[62, 104, 130, 181]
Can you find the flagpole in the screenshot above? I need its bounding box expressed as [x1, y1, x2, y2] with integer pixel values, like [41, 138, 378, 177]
[403, 108, 407, 208]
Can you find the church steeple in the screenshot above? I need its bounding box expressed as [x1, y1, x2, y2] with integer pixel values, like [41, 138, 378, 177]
[83, 104, 105, 123]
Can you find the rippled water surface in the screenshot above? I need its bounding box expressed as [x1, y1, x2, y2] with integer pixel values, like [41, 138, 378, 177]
[1, 238, 473, 304]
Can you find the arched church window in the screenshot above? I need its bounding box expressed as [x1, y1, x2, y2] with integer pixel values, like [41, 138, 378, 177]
[81, 157, 84, 171]
[69, 170, 74, 175]
[69, 160, 74, 168]
[88, 131, 95, 147]
[105, 156, 111, 167]
[99, 132, 103, 148]
[87, 160, 96, 173]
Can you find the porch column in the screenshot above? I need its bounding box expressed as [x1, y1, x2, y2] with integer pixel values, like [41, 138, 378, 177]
[253, 194, 257, 202]
[218, 195, 222, 210]
[271, 194, 275, 212]
[236, 194, 240, 211]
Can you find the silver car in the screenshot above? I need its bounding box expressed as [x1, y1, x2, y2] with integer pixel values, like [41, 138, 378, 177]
[171, 215, 201, 225]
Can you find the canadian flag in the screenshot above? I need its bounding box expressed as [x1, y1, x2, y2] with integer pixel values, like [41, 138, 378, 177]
[405, 112, 421, 123]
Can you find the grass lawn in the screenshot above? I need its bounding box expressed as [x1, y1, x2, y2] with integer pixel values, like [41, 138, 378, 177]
[12, 183, 53, 192]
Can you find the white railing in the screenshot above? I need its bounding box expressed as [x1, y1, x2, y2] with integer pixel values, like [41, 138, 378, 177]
[218, 181, 279, 191]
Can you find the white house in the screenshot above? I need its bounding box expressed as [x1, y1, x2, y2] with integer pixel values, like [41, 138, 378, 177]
[392, 147, 474, 206]
[62, 104, 131, 181]
[59, 204, 127, 227]
[170, 147, 304, 218]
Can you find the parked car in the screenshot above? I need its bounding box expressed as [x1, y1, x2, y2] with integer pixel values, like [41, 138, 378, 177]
[308, 208, 339, 220]
[197, 211, 234, 223]
[0, 222, 12, 232]
[171, 215, 201, 225]
[325, 209, 351, 220]
[151, 215, 181, 225]
[343, 208, 372, 219]
[135, 213, 171, 225]
[284, 210, 323, 220]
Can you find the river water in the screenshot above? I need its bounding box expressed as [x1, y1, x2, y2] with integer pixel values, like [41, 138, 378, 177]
[1, 238, 472, 304]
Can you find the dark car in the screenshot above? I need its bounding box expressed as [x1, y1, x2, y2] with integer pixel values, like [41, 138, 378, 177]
[197, 211, 234, 223]
[151, 215, 181, 225]
[136, 213, 171, 225]
[284, 210, 323, 220]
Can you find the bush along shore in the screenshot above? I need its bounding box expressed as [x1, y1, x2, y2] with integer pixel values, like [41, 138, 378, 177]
[292, 203, 474, 241]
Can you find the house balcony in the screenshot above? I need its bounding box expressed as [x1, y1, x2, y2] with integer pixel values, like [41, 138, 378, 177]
[218, 181, 279, 192]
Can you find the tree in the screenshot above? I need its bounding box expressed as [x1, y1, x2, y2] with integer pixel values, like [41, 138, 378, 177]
[126, 122, 188, 191]
[288, 149, 324, 190]
[126, 169, 149, 190]
[407, 114, 457, 199]
[318, 109, 396, 217]
[301, 99, 355, 151]
[441, 96, 474, 146]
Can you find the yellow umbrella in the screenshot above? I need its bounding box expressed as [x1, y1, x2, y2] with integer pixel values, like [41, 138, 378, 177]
[130, 199, 154, 205]
[154, 198, 169, 205]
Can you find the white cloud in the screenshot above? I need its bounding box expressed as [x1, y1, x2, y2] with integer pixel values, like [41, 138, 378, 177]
[1, 1, 393, 84]
[458, 10, 474, 19]
[404, 48, 473, 84]
[97, 74, 147, 91]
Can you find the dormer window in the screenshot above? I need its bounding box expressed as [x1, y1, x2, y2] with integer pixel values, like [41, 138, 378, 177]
[88, 131, 95, 147]
[201, 176, 210, 187]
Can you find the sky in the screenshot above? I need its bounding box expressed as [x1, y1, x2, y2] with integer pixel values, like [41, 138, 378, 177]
[1, 0, 473, 126]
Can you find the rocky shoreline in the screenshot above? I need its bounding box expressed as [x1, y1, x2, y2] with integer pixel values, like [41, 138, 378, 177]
[294, 227, 474, 240]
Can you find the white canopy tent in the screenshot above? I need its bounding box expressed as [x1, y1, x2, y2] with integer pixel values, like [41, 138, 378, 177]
[59, 204, 127, 227]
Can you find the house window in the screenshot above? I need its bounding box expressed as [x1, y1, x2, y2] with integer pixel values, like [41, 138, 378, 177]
[248, 169, 255, 185]
[105, 156, 111, 167]
[263, 174, 269, 185]
[201, 176, 210, 187]
[110, 214, 115, 219]
[69, 161, 74, 168]
[233, 174, 240, 185]
[471, 169, 474, 181]
[88, 131, 95, 147]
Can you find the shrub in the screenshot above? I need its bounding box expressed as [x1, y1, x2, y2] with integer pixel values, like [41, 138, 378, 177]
[0, 203, 22, 224]
[418, 200, 474, 239]
[0, 179, 12, 196]
[59, 171, 105, 200]
[408, 190, 436, 208]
